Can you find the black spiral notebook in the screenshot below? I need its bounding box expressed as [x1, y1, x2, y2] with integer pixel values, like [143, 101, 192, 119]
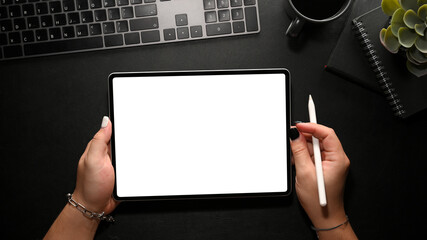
[327, 6, 427, 118]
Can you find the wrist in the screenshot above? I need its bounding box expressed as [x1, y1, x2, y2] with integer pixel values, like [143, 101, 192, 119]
[311, 215, 349, 231]
[68, 193, 115, 222]
[72, 191, 103, 213]
[309, 207, 347, 229]
[315, 218, 357, 240]
[62, 203, 100, 236]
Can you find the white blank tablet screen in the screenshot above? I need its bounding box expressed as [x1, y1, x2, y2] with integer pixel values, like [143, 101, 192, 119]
[112, 73, 288, 198]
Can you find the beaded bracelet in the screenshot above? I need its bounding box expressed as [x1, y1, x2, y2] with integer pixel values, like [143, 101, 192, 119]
[311, 215, 349, 231]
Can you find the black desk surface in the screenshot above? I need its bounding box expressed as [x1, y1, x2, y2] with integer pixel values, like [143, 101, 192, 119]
[1, 0, 426, 239]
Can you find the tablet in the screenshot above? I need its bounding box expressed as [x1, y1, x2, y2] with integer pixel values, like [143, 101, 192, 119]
[109, 69, 291, 200]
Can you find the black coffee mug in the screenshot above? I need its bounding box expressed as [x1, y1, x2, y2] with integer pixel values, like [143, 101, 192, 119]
[285, 0, 352, 37]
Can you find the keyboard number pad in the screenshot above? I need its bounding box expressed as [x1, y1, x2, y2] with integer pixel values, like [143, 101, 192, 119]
[204, 0, 258, 36]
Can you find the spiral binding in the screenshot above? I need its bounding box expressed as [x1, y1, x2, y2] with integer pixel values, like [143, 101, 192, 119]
[352, 20, 406, 117]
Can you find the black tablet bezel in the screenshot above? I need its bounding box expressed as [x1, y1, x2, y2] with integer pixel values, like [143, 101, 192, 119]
[108, 69, 292, 201]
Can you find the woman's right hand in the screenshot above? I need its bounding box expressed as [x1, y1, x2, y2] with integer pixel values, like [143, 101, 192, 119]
[290, 123, 350, 230]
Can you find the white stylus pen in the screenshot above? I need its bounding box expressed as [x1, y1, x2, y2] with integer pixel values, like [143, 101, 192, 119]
[308, 95, 327, 207]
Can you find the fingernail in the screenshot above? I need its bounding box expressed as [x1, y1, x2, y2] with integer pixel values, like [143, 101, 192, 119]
[101, 116, 109, 128]
[289, 128, 300, 140]
[294, 121, 304, 125]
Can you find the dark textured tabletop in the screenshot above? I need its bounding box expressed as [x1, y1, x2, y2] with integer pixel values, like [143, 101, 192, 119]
[1, 0, 426, 239]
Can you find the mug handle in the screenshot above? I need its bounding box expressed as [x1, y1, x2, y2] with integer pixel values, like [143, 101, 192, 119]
[286, 17, 305, 37]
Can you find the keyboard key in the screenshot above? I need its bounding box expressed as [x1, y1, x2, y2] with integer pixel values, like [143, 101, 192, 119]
[108, 8, 120, 20]
[244, 6, 258, 31]
[116, 20, 127, 32]
[103, 21, 114, 33]
[24, 36, 103, 55]
[0, 33, 6, 45]
[129, 17, 158, 31]
[124, 32, 139, 44]
[54, 14, 67, 26]
[8, 31, 20, 44]
[1, 0, 13, 4]
[76, 0, 89, 10]
[204, 11, 216, 23]
[216, 0, 228, 8]
[63, 0, 75, 11]
[104, 34, 123, 47]
[117, 0, 128, 6]
[231, 8, 243, 20]
[141, 29, 159, 43]
[35, 29, 48, 41]
[49, 1, 62, 13]
[22, 4, 35, 16]
[244, 0, 255, 6]
[9, 5, 21, 18]
[232, 21, 244, 33]
[104, 0, 115, 7]
[206, 22, 231, 36]
[36, 2, 48, 15]
[0, 7, 7, 19]
[163, 28, 175, 41]
[144, 0, 155, 2]
[81, 11, 93, 23]
[76, 24, 88, 36]
[22, 30, 35, 42]
[89, 0, 102, 8]
[203, 0, 215, 10]
[135, 4, 156, 17]
[176, 26, 188, 39]
[49, 27, 61, 39]
[41, 15, 53, 27]
[27, 16, 39, 28]
[230, 0, 241, 7]
[14, 0, 26, 4]
[89, 23, 101, 35]
[68, 12, 80, 24]
[175, 14, 187, 26]
[62, 26, 75, 38]
[0, 19, 12, 32]
[94, 9, 107, 21]
[218, 10, 230, 22]
[3, 45, 23, 58]
[121, 6, 133, 18]
[130, 0, 141, 4]
[190, 25, 202, 38]
[13, 18, 26, 30]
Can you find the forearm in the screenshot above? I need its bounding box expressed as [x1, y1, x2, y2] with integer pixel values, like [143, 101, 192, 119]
[44, 204, 100, 240]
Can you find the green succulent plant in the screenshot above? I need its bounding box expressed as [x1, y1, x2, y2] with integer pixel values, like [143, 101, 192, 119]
[380, 0, 427, 77]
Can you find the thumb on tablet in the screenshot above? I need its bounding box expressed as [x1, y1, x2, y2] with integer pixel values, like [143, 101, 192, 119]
[94, 116, 112, 143]
[290, 128, 314, 171]
[85, 116, 112, 168]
